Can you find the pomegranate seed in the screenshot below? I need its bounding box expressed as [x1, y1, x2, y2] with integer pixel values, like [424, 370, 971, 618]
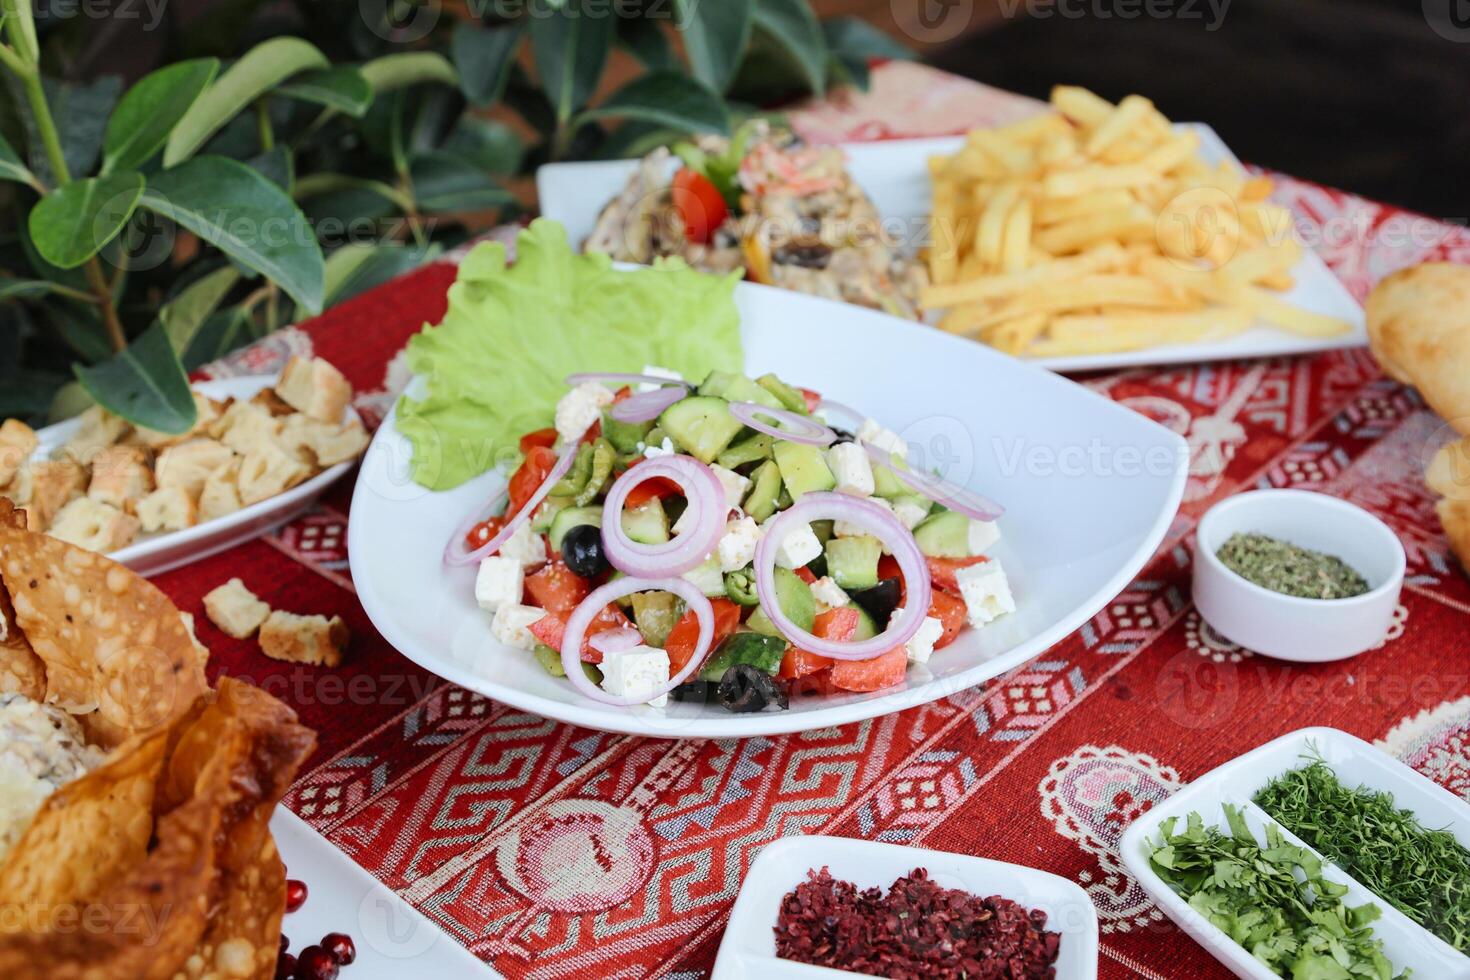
[274, 952, 296, 980]
[294, 945, 338, 980]
[322, 932, 356, 965]
[284, 879, 308, 913]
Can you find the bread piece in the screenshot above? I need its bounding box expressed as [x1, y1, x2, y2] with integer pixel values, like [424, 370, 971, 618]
[0, 419, 38, 486]
[1366, 263, 1470, 435]
[250, 387, 297, 418]
[197, 457, 242, 522]
[276, 413, 322, 465]
[135, 485, 197, 533]
[47, 496, 141, 552]
[275, 356, 351, 423]
[258, 610, 349, 666]
[237, 440, 308, 505]
[130, 391, 225, 448]
[1427, 436, 1470, 502]
[212, 399, 283, 456]
[1439, 498, 1470, 574]
[86, 445, 154, 511]
[203, 578, 271, 639]
[155, 438, 234, 497]
[55, 406, 129, 467]
[27, 459, 87, 530]
[308, 418, 369, 467]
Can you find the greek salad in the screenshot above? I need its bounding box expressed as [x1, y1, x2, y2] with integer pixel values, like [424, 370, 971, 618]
[448, 369, 1014, 714]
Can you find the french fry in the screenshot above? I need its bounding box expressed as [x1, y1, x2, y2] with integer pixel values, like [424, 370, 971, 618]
[1000, 198, 1033, 274]
[1034, 203, 1154, 255]
[1043, 165, 1161, 199]
[983, 312, 1050, 354]
[1051, 85, 1114, 127]
[920, 242, 1127, 308]
[976, 184, 1021, 267]
[1035, 190, 1136, 226]
[1086, 95, 1155, 157]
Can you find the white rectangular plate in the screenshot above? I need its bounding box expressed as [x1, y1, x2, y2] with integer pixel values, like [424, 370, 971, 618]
[347, 278, 1186, 738]
[33, 376, 358, 577]
[712, 835, 1097, 979]
[274, 809, 498, 977]
[536, 128, 1366, 373]
[1118, 727, 1470, 980]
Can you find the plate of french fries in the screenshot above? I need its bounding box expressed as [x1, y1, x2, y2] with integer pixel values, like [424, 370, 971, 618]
[919, 86, 1365, 369]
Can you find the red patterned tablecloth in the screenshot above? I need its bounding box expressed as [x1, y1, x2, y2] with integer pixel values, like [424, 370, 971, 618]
[171, 62, 1470, 979]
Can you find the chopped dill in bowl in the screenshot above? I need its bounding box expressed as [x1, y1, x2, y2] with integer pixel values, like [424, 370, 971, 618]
[1216, 532, 1370, 600]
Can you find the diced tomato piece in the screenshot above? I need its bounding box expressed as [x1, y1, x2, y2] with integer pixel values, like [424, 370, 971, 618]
[509, 445, 559, 514]
[527, 604, 632, 664]
[527, 613, 565, 650]
[583, 419, 601, 443]
[621, 457, 682, 509]
[793, 566, 817, 585]
[876, 555, 905, 602]
[799, 387, 822, 413]
[465, 516, 504, 552]
[671, 168, 728, 244]
[524, 562, 590, 617]
[925, 555, 989, 593]
[519, 428, 557, 453]
[928, 588, 967, 649]
[778, 607, 858, 680]
[612, 386, 633, 403]
[828, 647, 908, 693]
[779, 647, 830, 680]
[665, 598, 741, 674]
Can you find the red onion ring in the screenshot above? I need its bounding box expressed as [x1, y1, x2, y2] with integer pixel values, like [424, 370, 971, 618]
[561, 577, 715, 706]
[565, 371, 691, 390]
[729, 401, 835, 447]
[610, 386, 688, 423]
[601, 455, 727, 576]
[588, 627, 645, 657]
[862, 442, 1005, 522]
[754, 492, 931, 660]
[815, 398, 865, 428]
[443, 441, 577, 567]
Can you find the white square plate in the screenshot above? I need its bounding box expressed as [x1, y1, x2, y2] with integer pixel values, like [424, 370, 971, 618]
[537, 128, 1366, 374]
[34, 376, 359, 577]
[1118, 727, 1470, 980]
[712, 835, 1098, 979]
[347, 278, 1186, 738]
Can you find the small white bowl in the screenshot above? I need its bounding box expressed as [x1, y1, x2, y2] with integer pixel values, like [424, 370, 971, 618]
[1193, 489, 1405, 662]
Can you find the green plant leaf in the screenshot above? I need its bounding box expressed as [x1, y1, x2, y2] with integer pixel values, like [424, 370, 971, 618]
[159, 265, 239, 352]
[5, 0, 39, 62]
[102, 58, 219, 174]
[451, 22, 523, 107]
[0, 130, 35, 186]
[323, 241, 437, 308]
[278, 65, 373, 117]
[442, 116, 523, 175]
[140, 156, 325, 314]
[822, 17, 914, 90]
[47, 380, 96, 424]
[28, 172, 144, 269]
[409, 152, 513, 214]
[9, 75, 121, 184]
[0, 277, 69, 301]
[164, 37, 329, 166]
[359, 52, 458, 93]
[674, 0, 753, 92]
[616, 15, 676, 71]
[295, 172, 413, 212]
[75, 322, 197, 433]
[245, 145, 293, 192]
[530, 0, 615, 122]
[752, 0, 827, 96]
[180, 306, 250, 372]
[576, 71, 729, 137]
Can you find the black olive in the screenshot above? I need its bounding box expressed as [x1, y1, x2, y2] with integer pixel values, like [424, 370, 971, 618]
[805, 554, 829, 579]
[560, 523, 608, 578]
[716, 664, 789, 713]
[848, 577, 902, 625]
[829, 425, 856, 443]
[670, 680, 713, 703]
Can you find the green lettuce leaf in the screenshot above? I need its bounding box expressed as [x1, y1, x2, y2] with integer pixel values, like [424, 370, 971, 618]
[397, 219, 743, 489]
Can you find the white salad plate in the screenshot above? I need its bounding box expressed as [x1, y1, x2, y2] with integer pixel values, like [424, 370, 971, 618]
[274, 809, 499, 978]
[347, 278, 1187, 738]
[537, 127, 1367, 374]
[711, 835, 1098, 979]
[1118, 727, 1470, 980]
[34, 376, 360, 578]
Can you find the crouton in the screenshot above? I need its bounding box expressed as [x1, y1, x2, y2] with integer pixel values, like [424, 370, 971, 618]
[155, 438, 234, 497]
[135, 485, 197, 533]
[130, 391, 224, 448]
[249, 387, 297, 418]
[55, 406, 129, 467]
[203, 578, 271, 639]
[309, 419, 369, 467]
[47, 496, 141, 552]
[198, 457, 242, 522]
[27, 459, 87, 530]
[237, 440, 308, 505]
[86, 445, 154, 511]
[212, 400, 283, 456]
[258, 609, 349, 666]
[0, 419, 38, 486]
[276, 413, 322, 465]
[275, 356, 352, 423]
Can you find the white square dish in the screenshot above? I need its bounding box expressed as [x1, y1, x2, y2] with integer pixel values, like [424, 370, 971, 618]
[536, 128, 1366, 374]
[711, 835, 1098, 979]
[1118, 727, 1470, 980]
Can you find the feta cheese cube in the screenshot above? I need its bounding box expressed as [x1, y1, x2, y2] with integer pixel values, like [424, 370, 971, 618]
[896, 613, 943, 664]
[554, 382, 613, 443]
[826, 441, 875, 497]
[968, 519, 1001, 555]
[600, 645, 671, 706]
[769, 518, 822, 570]
[892, 497, 931, 530]
[955, 560, 1015, 627]
[642, 437, 675, 459]
[682, 556, 726, 596]
[639, 365, 683, 392]
[858, 418, 907, 460]
[834, 496, 893, 538]
[491, 602, 544, 651]
[474, 556, 524, 614]
[810, 575, 850, 613]
[717, 516, 763, 572]
[710, 464, 751, 510]
[497, 521, 547, 569]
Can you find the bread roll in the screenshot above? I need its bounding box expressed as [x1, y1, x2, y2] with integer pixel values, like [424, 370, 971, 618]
[1366, 263, 1470, 435]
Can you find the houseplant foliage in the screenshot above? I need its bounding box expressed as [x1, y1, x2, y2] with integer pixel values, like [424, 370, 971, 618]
[1, 0, 910, 432]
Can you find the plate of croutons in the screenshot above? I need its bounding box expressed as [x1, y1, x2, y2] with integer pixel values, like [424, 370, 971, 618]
[0, 356, 367, 576]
